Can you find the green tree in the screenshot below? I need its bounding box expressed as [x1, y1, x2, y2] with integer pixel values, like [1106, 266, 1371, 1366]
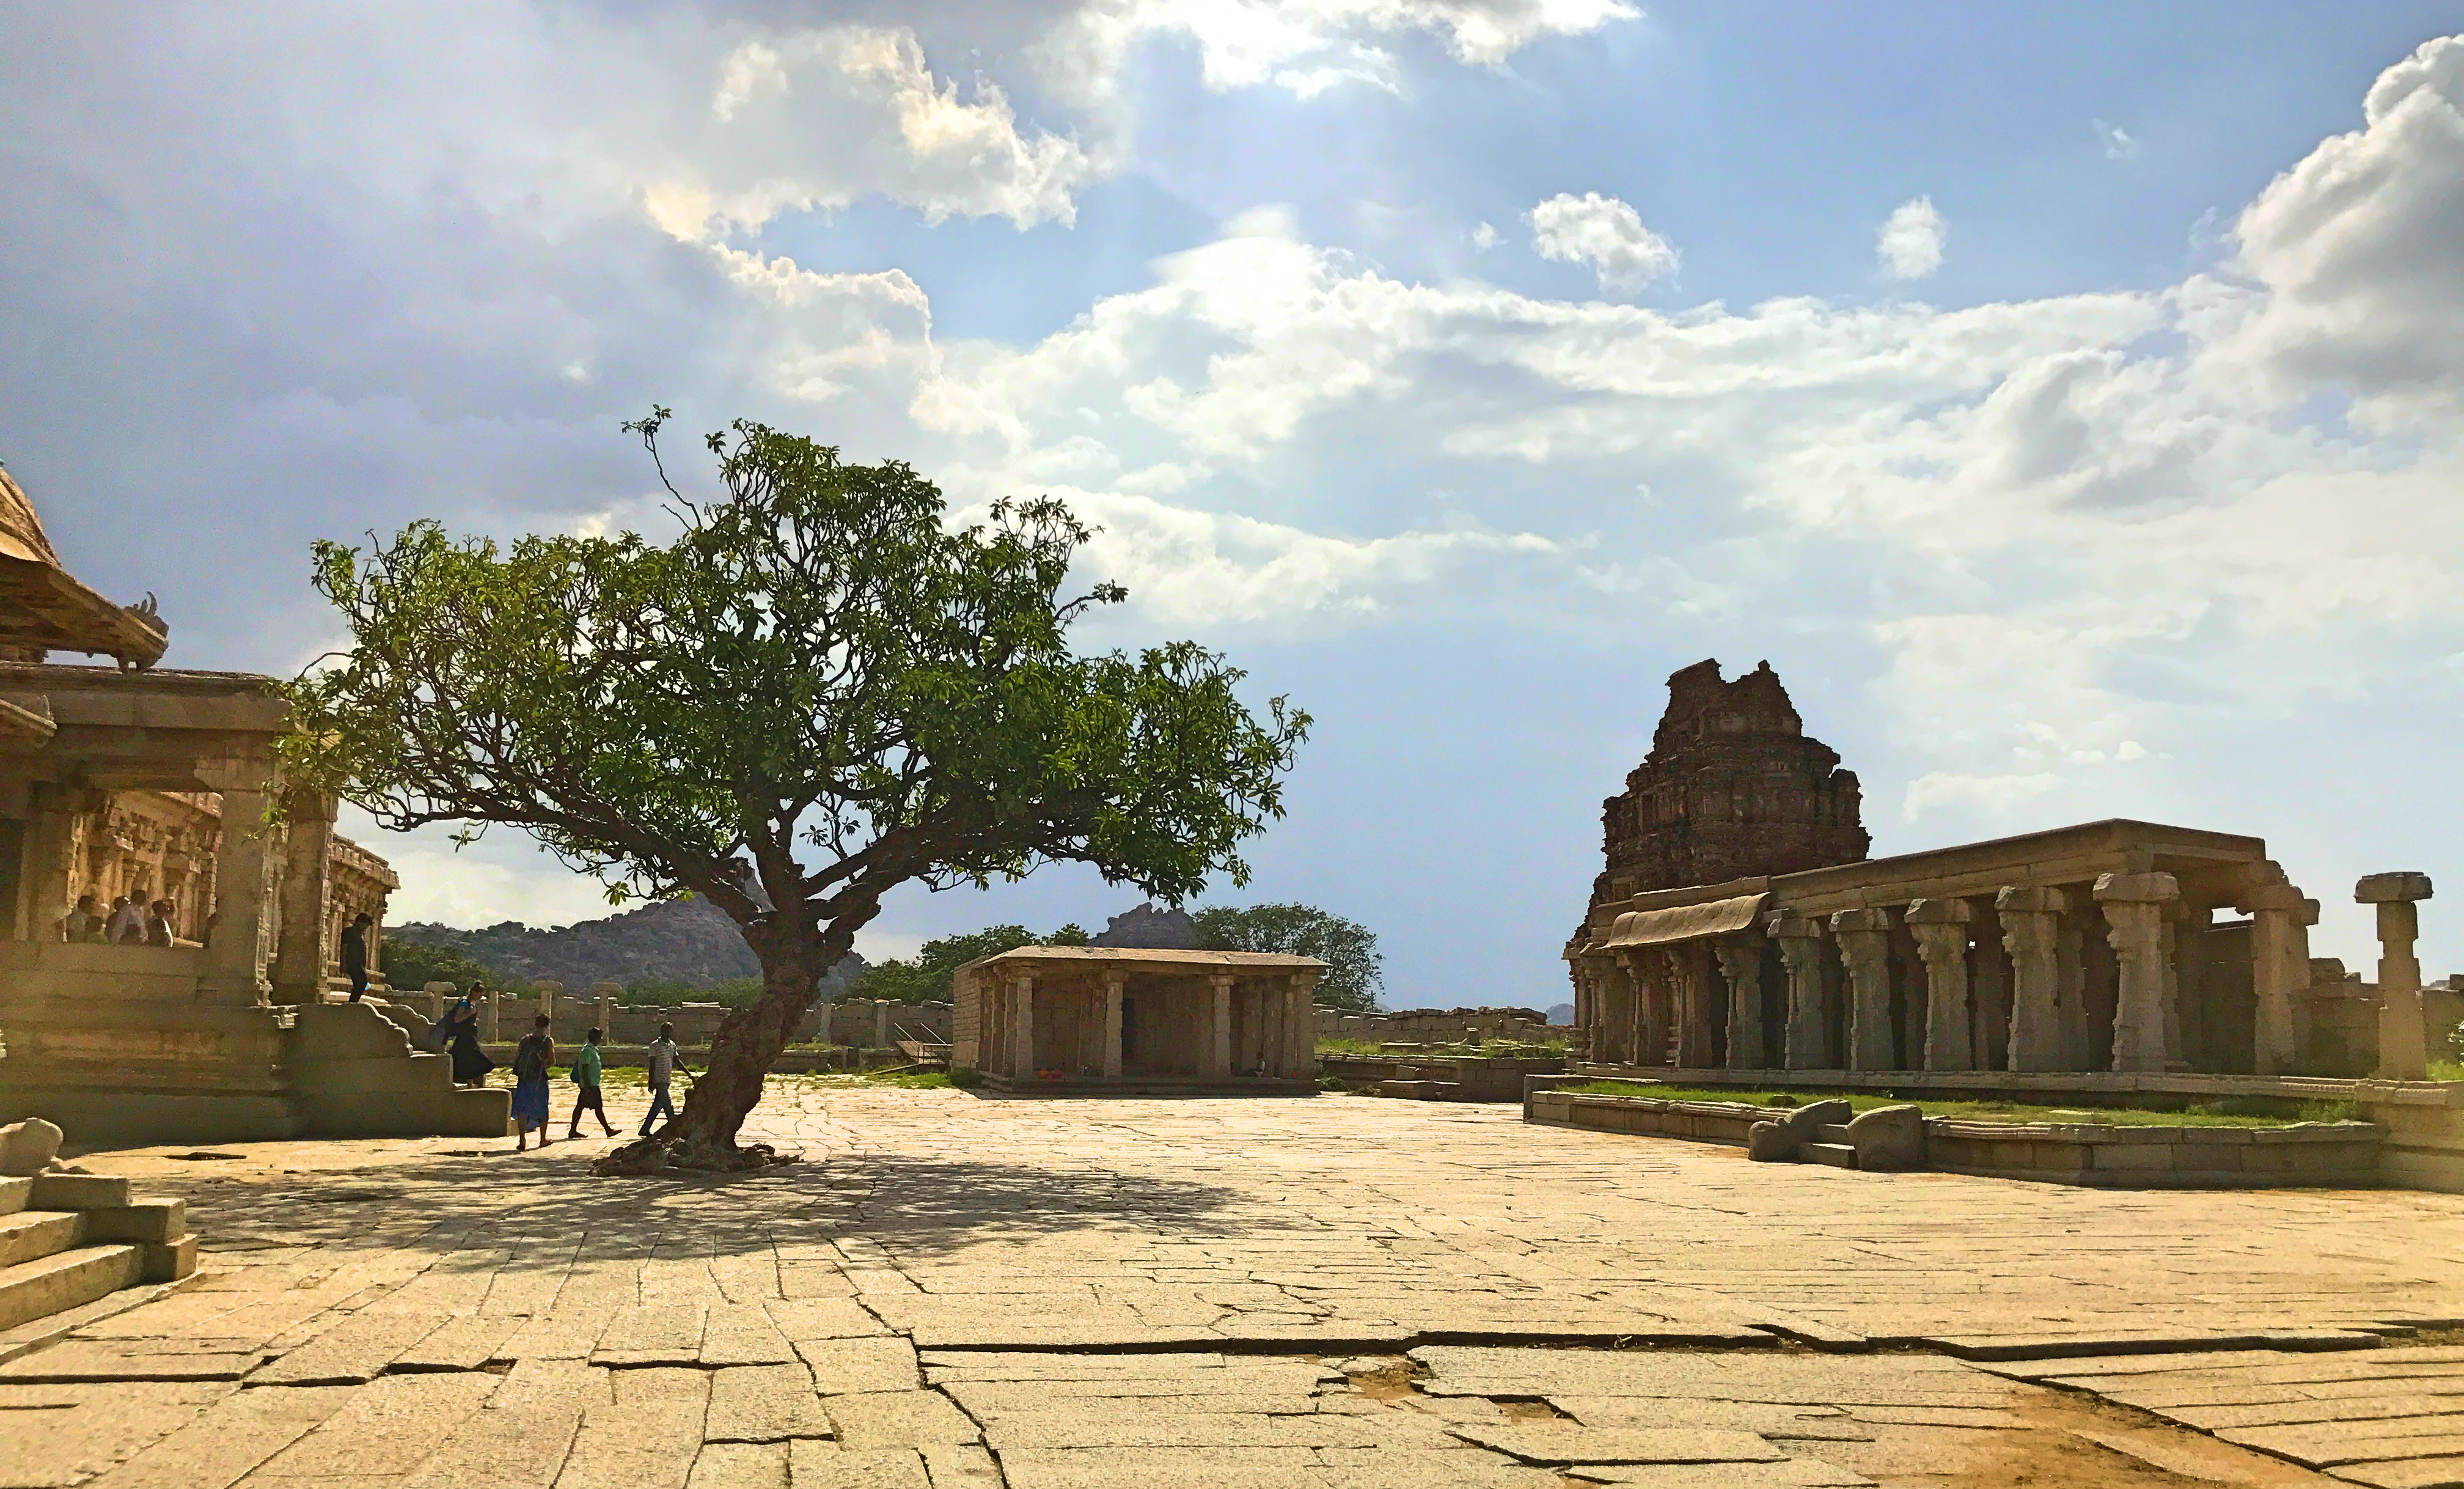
[282, 410, 1308, 1169]
[379, 938, 504, 996]
[1192, 902, 1382, 1013]
[849, 922, 1091, 1005]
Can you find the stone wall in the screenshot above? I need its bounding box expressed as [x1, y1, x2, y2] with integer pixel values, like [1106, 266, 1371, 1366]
[413, 986, 950, 1049]
[1315, 1005, 1563, 1046]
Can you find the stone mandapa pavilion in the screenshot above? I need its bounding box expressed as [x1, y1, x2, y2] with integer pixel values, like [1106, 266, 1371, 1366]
[0, 464, 503, 1143]
[1566, 660, 2395, 1081]
[952, 946, 1322, 1094]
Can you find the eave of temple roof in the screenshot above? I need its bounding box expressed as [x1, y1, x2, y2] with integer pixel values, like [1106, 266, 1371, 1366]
[0, 467, 170, 669]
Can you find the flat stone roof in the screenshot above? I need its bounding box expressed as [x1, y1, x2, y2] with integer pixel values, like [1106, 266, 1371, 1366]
[958, 946, 1325, 974]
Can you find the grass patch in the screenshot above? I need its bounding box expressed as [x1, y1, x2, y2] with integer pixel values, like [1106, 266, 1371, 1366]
[2432, 1058, 2464, 1083]
[1561, 1080, 2358, 1128]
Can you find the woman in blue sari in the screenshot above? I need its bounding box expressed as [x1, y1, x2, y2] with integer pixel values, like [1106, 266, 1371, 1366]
[510, 1013, 555, 1151]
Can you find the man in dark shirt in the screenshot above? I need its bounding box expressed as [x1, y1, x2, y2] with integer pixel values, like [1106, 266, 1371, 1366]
[340, 913, 372, 1001]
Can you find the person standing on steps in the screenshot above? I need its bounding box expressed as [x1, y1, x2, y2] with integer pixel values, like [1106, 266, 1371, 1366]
[511, 1013, 554, 1151]
[339, 913, 372, 1001]
[640, 1021, 684, 1136]
[567, 1026, 617, 1139]
[442, 988, 494, 1086]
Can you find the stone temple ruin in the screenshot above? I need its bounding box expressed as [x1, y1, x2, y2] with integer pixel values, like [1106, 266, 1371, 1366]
[0, 466, 503, 1144]
[1566, 659, 2435, 1084]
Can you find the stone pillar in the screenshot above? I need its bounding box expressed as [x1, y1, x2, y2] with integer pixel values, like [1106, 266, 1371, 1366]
[1610, 952, 1647, 1064]
[1285, 973, 1317, 1078]
[2095, 872, 2179, 1073]
[2160, 907, 2188, 1067]
[1011, 973, 1036, 1079]
[482, 991, 502, 1043]
[596, 991, 615, 1040]
[1905, 899, 1972, 1072]
[21, 784, 82, 941]
[1714, 933, 1765, 1069]
[1208, 974, 1234, 1078]
[267, 790, 335, 1005]
[2236, 872, 2316, 1077]
[2358, 872, 2433, 1081]
[1102, 975, 1126, 1079]
[1667, 942, 1718, 1068]
[197, 761, 276, 1006]
[1766, 911, 1830, 1070]
[1830, 908, 1896, 1072]
[1997, 886, 2067, 1072]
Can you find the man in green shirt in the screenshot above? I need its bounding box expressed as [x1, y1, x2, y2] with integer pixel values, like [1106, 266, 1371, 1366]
[566, 1026, 617, 1139]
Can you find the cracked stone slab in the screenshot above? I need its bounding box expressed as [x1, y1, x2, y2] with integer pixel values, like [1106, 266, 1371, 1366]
[1444, 1424, 1791, 1466]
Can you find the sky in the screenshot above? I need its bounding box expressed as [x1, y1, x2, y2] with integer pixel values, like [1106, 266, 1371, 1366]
[5, 2, 2464, 1007]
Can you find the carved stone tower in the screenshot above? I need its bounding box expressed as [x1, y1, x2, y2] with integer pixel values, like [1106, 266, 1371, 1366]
[1588, 659, 1868, 913]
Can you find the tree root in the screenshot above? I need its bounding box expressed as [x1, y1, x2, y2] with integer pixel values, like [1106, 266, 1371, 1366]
[589, 1134, 799, 1176]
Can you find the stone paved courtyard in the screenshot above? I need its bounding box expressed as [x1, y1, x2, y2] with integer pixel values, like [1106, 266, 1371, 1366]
[8, 1083, 2464, 1488]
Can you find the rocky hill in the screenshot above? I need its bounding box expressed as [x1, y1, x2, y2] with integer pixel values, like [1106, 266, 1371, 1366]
[392, 895, 864, 992]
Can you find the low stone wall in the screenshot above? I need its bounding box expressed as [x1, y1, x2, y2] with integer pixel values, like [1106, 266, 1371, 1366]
[1526, 1089, 2386, 1189]
[1317, 1006, 1562, 1046]
[479, 1042, 914, 1074]
[1321, 1053, 1566, 1101]
[413, 987, 951, 1049]
[2355, 1083, 2464, 1191]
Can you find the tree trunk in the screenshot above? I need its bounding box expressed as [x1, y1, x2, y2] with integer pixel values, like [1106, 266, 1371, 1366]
[596, 908, 848, 1173]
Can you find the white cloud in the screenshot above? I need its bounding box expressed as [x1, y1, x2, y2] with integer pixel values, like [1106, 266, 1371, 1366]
[2093, 118, 2140, 160]
[2201, 34, 2464, 425]
[1877, 196, 1946, 279]
[1470, 220, 1499, 251]
[1040, 0, 1640, 102]
[1527, 192, 1681, 290]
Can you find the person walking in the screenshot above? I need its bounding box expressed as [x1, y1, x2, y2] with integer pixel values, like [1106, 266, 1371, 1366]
[442, 992, 494, 1086]
[64, 893, 102, 943]
[339, 913, 372, 1001]
[511, 1014, 554, 1151]
[640, 1021, 684, 1136]
[567, 1026, 617, 1139]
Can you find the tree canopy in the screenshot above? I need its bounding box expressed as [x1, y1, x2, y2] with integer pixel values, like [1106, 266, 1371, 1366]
[282, 410, 1308, 1166]
[1192, 902, 1383, 1012]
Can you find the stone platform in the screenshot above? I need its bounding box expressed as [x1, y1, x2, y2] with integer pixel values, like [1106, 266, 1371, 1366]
[4, 1083, 2460, 1487]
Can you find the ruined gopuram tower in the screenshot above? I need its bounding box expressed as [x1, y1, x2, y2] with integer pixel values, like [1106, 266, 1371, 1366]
[1586, 659, 1868, 916]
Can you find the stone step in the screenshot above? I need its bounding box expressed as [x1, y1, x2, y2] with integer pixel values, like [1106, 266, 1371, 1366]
[0, 1177, 27, 1218]
[1817, 1125, 1853, 1143]
[0, 1244, 144, 1333]
[1805, 1142, 1859, 1169]
[0, 1211, 82, 1270]
[1379, 1079, 1465, 1100]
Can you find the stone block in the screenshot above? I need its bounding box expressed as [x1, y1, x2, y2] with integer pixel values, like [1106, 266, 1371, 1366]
[139, 1233, 197, 1283]
[2357, 872, 2434, 904]
[1845, 1105, 1925, 1171]
[2094, 872, 2180, 904]
[0, 1119, 62, 1176]
[2089, 1142, 2174, 1171]
[0, 1177, 27, 1216]
[0, 1244, 142, 1332]
[78, 1200, 184, 1244]
[29, 1174, 129, 1211]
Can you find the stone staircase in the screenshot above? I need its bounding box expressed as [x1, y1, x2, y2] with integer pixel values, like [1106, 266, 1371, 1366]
[0, 1169, 194, 1337]
[1805, 1124, 1859, 1168]
[287, 1001, 509, 1138]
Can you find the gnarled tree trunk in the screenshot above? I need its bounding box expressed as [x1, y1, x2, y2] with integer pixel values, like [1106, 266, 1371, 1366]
[596, 908, 857, 1173]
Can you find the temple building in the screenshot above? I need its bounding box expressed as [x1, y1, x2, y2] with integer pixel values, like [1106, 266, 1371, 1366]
[0, 463, 498, 1142]
[952, 946, 1322, 1094]
[1566, 663, 2377, 1081]
[1585, 659, 1868, 919]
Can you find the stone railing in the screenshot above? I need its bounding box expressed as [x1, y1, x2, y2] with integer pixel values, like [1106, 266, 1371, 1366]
[1314, 1005, 1563, 1046]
